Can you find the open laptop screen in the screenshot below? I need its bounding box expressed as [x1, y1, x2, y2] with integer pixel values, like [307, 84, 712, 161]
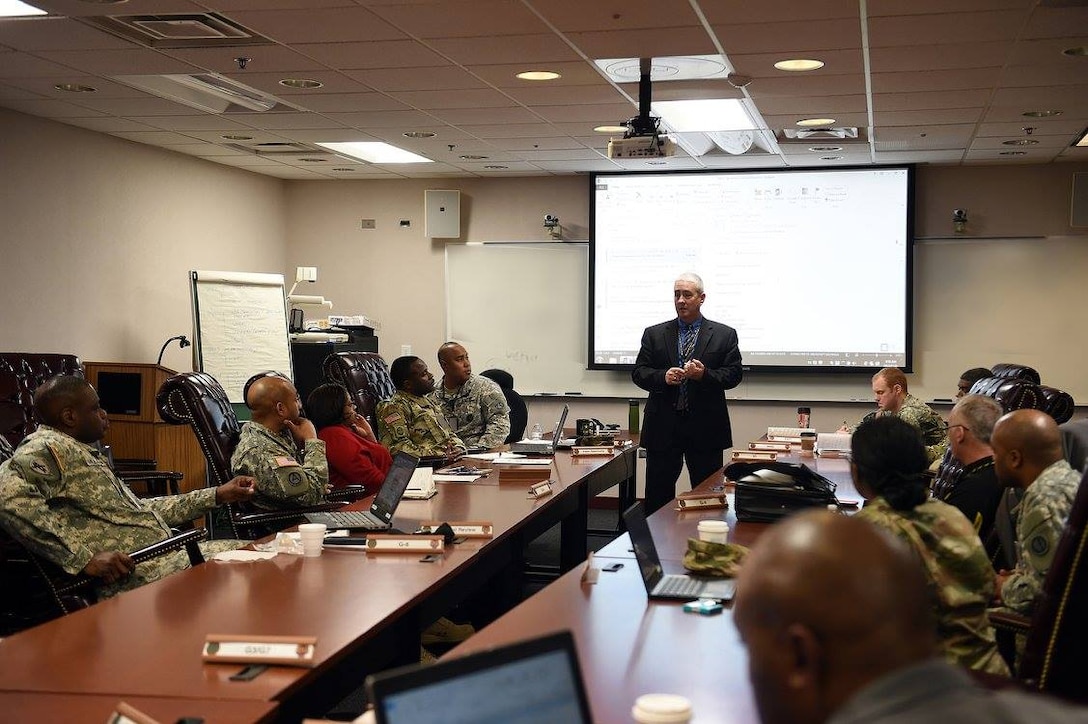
[551, 404, 570, 449]
[371, 451, 419, 519]
[367, 631, 592, 724]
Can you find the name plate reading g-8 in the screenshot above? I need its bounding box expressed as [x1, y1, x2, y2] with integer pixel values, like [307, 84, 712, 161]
[366, 534, 445, 553]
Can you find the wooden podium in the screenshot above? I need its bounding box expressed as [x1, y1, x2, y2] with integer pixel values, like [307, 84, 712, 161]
[84, 362, 207, 494]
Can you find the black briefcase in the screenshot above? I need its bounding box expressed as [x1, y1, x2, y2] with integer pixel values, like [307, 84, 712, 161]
[726, 461, 838, 523]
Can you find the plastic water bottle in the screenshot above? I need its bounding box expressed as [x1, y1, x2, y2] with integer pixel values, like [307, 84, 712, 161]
[529, 423, 543, 440]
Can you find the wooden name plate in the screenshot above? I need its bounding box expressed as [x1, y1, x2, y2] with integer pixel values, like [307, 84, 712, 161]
[498, 466, 552, 484]
[527, 480, 554, 499]
[366, 534, 445, 553]
[203, 635, 317, 668]
[767, 435, 803, 444]
[571, 446, 615, 457]
[731, 450, 778, 463]
[676, 492, 729, 510]
[749, 441, 791, 452]
[418, 521, 494, 538]
[109, 702, 162, 724]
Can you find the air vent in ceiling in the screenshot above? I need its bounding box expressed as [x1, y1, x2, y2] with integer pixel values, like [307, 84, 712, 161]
[114, 73, 285, 114]
[777, 127, 866, 144]
[222, 141, 328, 157]
[81, 13, 272, 49]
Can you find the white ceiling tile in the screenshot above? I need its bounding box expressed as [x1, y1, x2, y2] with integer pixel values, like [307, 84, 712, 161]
[126, 114, 259, 131]
[0, 51, 92, 78]
[866, 0, 1032, 16]
[227, 110, 351, 129]
[466, 61, 608, 88]
[873, 108, 985, 125]
[1000, 64, 1088, 88]
[0, 97, 105, 117]
[872, 150, 967, 164]
[752, 94, 868, 116]
[565, 26, 717, 59]
[111, 130, 205, 145]
[57, 116, 160, 133]
[226, 7, 408, 44]
[699, 0, 860, 25]
[288, 92, 408, 113]
[500, 84, 629, 107]
[367, 1, 547, 38]
[296, 40, 448, 69]
[711, 19, 863, 54]
[872, 68, 1003, 93]
[347, 66, 487, 92]
[529, 103, 639, 123]
[162, 45, 328, 74]
[457, 122, 563, 138]
[26, 0, 209, 17]
[534, 0, 705, 31]
[1022, 7, 1088, 40]
[874, 89, 992, 112]
[34, 48, 201, 76]
[867, 11, 1028, 47]
[428, 106, 541, 125]
[976, 120, 1084, 137]
[0, 17, 135, 51]
[388, 88, 517, 109]
[869, 42, 1011, 73]
[324, 108, 439, 127]
[428, 34, 581, 66]
[61, 95, 206, 116]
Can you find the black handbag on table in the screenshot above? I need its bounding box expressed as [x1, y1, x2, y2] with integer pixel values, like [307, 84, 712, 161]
[726, 461, 838, 523]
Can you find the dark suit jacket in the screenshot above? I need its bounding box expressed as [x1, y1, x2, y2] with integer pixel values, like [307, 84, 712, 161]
[632, 317, 743, 451]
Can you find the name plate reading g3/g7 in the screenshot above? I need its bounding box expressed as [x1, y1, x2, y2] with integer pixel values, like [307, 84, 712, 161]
[418, 521, 494, 538]
[203, 635, 317, 668]
[366, 534, 445, 553]
[675, 492, 729, 510]
[527, 480, 554, 499]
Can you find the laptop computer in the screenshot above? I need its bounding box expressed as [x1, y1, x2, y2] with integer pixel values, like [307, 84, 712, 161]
[304, 451, 419, 531]
[622, 503, 736, 602]
[366, 630, 593, 724]
[510, 404, 576, 455]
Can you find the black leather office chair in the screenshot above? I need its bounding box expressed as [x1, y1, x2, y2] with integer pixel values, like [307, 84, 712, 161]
[322, 352, 396, 431]
[480, 368, 527, 444]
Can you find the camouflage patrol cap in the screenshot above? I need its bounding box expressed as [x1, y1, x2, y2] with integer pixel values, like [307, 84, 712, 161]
[682, 538, 749, 578]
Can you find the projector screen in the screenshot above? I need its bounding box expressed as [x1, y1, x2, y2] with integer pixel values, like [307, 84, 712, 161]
[590, 166, 914, 373]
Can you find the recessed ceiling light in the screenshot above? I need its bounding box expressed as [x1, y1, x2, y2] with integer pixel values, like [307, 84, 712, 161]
[999, 151, 1027, 156]
[317, 141, 433, 164]
[459, 154, 488, 160]
[1076, 129, 1088, 148]
[0, 0, 46, 15]
[54, 83, 96, 93]
[1002, 139, 1039, 145]
[279, 78, 323, 89]
[1021, 110, 1063, 118]
[220, 133, 254, 141]
[797, 118, 837, 127]
[594, 125, 628, 133]
[1062, 46, 1087, 57]
[774, 59, 824, 72]
[483, 165, 509, 169]
[403, 131, 436, 139]
[516, 71, 561, 81]
[820, 155, 843, 160]
[809, 145, 842, 152]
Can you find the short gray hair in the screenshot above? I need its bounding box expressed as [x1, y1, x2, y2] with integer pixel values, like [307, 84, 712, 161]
[675, 272, 704, 294]
[951, 394, 1002, 444]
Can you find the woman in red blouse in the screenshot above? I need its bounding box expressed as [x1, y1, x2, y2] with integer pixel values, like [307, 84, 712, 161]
[306, 383, 392, 493]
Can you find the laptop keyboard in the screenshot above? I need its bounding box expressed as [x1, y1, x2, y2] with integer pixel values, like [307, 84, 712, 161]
[307, 511, 382, 529]
[656, 575, 704, 598]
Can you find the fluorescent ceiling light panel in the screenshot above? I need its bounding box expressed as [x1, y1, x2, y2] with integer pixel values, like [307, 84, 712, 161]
[317, 142, 433, 164]
[114, 73, 279, 113]
[653, 99, 758, 132]
[0, 0, 46, 16]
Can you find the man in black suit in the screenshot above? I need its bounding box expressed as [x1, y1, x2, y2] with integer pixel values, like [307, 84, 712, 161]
[633, 273, 743, 514]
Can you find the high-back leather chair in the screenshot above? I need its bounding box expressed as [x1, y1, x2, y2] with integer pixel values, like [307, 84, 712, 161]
[322, 352, 396, 430]
[0, 524, 206, 635]
[1040, 386, 1075, 425]
[480, 368, 528, 444]
[0, 353, 83, 450]
[156, 372, 345, 539]
[991, 468, 1088, 702]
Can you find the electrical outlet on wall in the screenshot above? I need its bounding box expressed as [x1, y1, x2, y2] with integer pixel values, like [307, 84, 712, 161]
[361, 219, 376, 229]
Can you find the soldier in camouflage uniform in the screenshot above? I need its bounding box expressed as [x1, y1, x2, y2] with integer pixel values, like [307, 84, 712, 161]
[378, 356, 465, 458]
[0, 376, 252, 597]
[992, 409, 1082, 614]
[231, 374, 329, 511]
[431, 342, 509, 449]
[0, 434, 13, 463]
[852, 416, 1008, 675]
[852, 367, 948, 464]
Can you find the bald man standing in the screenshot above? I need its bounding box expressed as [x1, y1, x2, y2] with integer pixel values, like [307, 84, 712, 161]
[733, 511, 1085, 724]
[992, 409, 1082, 614]
[231, 374, 329, 512]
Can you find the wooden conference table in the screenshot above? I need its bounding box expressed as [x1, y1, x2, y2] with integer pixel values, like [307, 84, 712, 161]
[0, 444, 636, 722]
[446, 453, 859, 724]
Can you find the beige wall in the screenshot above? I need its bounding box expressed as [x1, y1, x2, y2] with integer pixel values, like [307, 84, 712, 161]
[283, 176, 588, 359]
[0, 108, 287, 368]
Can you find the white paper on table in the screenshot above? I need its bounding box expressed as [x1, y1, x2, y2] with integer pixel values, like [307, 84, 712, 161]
[213, 550, 278, 562]
[463, 451, 502, 460]
[493, 454, 553, 465]
[434, 474, 486, 483]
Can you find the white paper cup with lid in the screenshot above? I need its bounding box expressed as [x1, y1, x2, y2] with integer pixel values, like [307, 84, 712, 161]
[632, 693, 693, 723]
[697, 519, 729, 544]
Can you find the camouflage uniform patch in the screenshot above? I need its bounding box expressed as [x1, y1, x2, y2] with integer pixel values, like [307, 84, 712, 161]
[858, 497, 1009, 676]
[1001, 459, 1080, 614]
[431, 375, 510, 448]
[376, 391, 465, 458]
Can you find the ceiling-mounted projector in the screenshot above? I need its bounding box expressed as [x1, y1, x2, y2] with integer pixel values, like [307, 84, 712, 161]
[607, 135, 677, 159]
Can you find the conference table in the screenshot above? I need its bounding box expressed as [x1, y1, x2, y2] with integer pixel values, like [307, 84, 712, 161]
[0, 443, 636, 722]
[445, 452, 860, 724]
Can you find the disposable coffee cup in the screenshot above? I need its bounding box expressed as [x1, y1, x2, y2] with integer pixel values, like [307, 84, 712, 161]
[797, 406, 811, 429]
[800, 431, 817, 457]
[632, 693, 693, 723]
[697, 520, 729, 544]
[298, 523, 327, 557]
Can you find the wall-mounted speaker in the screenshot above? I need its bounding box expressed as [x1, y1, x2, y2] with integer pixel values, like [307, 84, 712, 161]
[425, 189, 461, 238]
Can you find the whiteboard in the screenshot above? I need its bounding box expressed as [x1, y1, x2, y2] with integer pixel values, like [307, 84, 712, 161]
[445, 238, 1088, 403]
[190, 270, 292, 403]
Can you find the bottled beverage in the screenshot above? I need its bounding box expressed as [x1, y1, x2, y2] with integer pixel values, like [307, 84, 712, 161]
[529, 423, 543, 440]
